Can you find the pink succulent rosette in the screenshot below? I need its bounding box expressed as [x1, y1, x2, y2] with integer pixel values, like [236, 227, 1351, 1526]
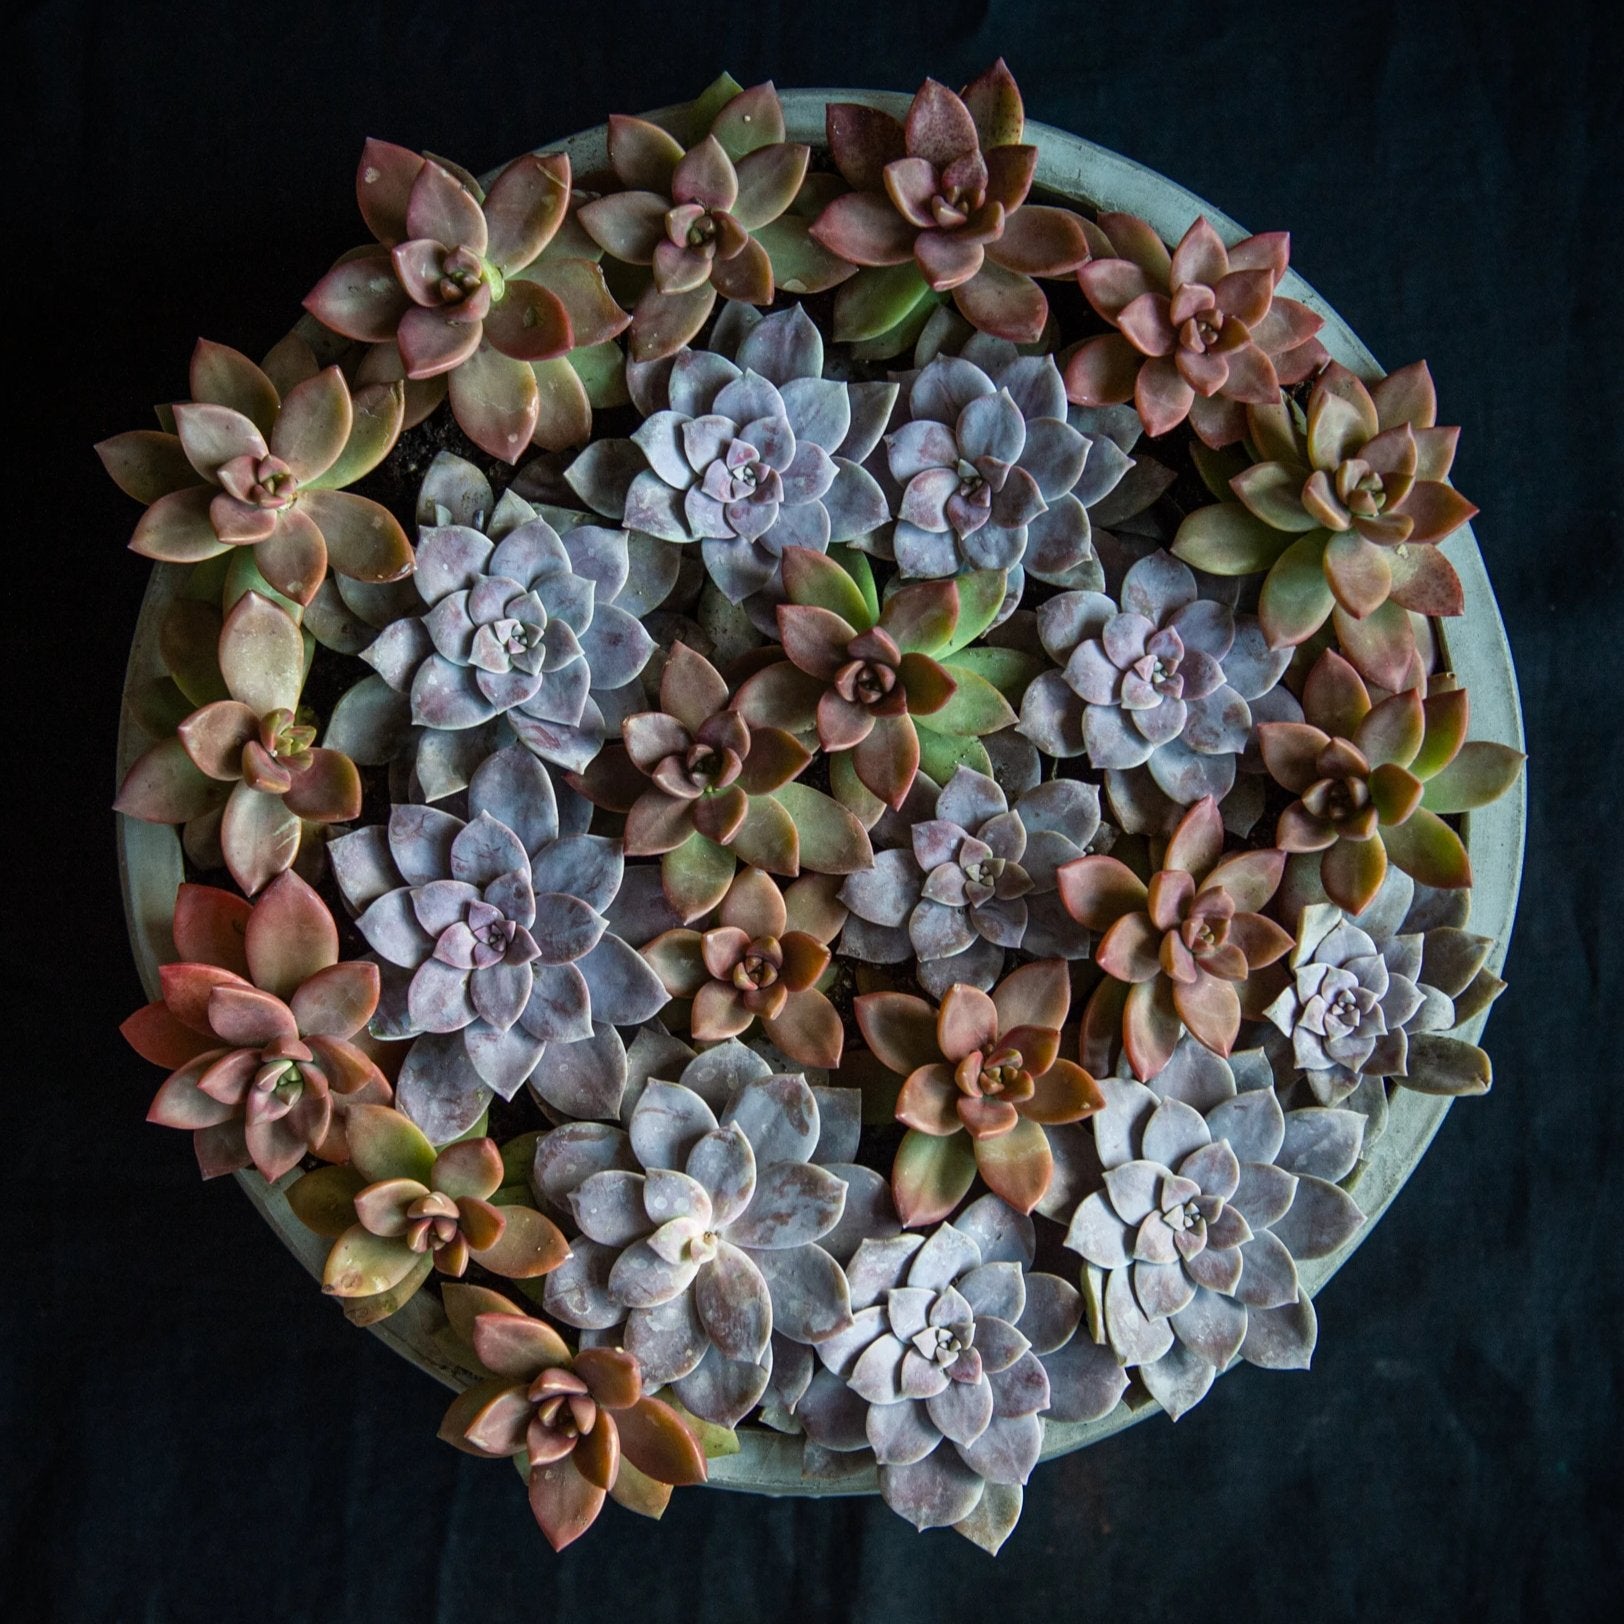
[123, 874, 391, 1180]
[1066, 213, 1326, 446]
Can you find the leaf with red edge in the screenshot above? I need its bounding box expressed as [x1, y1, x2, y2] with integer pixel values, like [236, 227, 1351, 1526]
[1386, 543, 1465, 617]
[303, 248, 410, 344]
[1164, 795, 1224, 878]
[1079, 977, 1128, 1077]
[122, 1003, 217, 1069]
[662, 834, 736, 924]
[1355, 688, 1426, 770]
[1022, 1059, 1103, 1125]
[825, 102, 907, 191]
[730, 793, 800, 876]
[616, 1396, 709, 1486]
[881, 576, 959, 656]
[130, 486, 232, 565]
[354, 137, 424, 245]
[97, 430, 201, 504]
[781, 544, 875, 626]
[974, 1117, 1053, 1214]
[219, 591, 305, 716]
[322, 1225, 419, 1298]
[1420, 741, 1525, 814]
[447, 342, 541, 463]
[763, 987, 845, 1068]
[1055, 854, 1147, 932]
[1396, 481, 1478, 544]
[608, 1459, 675, 1519]
[528, 1460, 607, 1551]
[962, 58, 1025, 149]
[852, 713, 920, 810]
[641, 930, 709, 997]
[1321, 834, 1390, 914]
[1323, 532, 1393, 618]
[219, 784, 301, 896]
[470, 1310, 571, 1379]
[732, 143, 811, 232]
[301, 490, 414, 584]
[953, 262, 1048, 344]
[483, 151, 571, 274]
[290, 962, 380, 1040]
[1172, 503, 1294, 577]
[476, 1204, 571, 1278]
[1094, 912, 1163, 984]
[770, 782, 872, 875]
[1301, 649, 1371, 739]
[1123, 977, 1181, 1081]
[1413, 687, 1470, 781]
[241, 870, 338, 999]
[990, 959, 1070, 1036]
[1259, 532, 1335, 647]
[1199, 850, 1285, 914]
[485, 280, 573, 363]
[171, 884, 251, 974]
[286, 1164, 366, 1238]
[855, 991, 943, 1076]
[1171, 973, 1241, 1057]
[439, 1281, 526, 1343]
[892, 1127, 978, 1228]
[1064, 333, 1142, 408]
[346, 1103, 437, 1183]
[1330, 599, 1416, 694]
[1369, 763, 1424, 825]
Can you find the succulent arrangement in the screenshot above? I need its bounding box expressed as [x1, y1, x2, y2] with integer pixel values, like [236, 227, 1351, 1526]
[112, 65, 1521, 1555]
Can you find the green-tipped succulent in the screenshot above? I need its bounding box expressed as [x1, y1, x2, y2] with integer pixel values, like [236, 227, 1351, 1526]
[1255, 650, 1523, 916]
[733, 548, 1023, 821]
[855, 961, 1103, 1224]
[287, 1105, 569, 1324]
[115, 591, 361, 894]
[570, 640, 872, 922]
[1057, 796, 1294, 1082]
[97, 337, 412, 604]
[123, 873, 392, 1180]
[642, 867, 847, 1067]
[438, 1283, 708, 1550]
[1173, 362, 1477, 690]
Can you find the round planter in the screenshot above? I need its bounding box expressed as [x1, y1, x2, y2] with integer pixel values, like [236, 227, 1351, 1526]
[118, 90, 1526, 1499]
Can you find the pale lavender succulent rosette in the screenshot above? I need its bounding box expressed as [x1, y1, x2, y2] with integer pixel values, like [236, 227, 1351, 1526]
[328, 745, 667, 1141]
[860, 332, 1153, 597]
[358, 490, 658, 785]
[838, 765, 1105, 997]
[1263, 865, 1496, 1123]
[565, 302, 896, 602]
[792, 1195, 1128, 1546]
[1019, 548, 1298, 830]
[534, 1039, 892, 1428]
[1062, 1038, 1366, 1420]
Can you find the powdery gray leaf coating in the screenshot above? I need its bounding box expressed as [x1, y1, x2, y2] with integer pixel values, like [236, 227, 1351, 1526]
[329, 744, 665, 1132]
[533, 1046, 883, 1427]
[795, 1195, 1097, 1535]
[1061, 1048, 1366, 1419]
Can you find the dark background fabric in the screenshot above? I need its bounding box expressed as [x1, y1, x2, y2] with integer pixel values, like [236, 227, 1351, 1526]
[12, 1, 1622, 1618]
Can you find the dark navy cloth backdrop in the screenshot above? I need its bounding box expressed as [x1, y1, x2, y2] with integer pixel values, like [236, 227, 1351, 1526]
[12, 1, 1621, 1618]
